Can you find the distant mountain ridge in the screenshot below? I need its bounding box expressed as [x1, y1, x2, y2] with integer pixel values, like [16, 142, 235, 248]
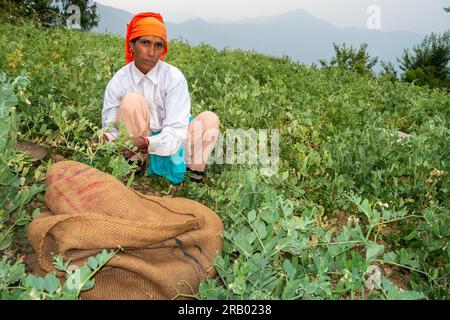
[92, 3, 132, 35]
[93, 4, 425, 70]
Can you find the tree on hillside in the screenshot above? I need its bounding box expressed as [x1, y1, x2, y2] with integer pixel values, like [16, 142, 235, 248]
[0, 0, 98, 31]
[1, 0, 59, 26]
[319, 43, 378, 76]
[379, 61, 398, 83]
[56, 0, 99, 31]
[444, 7, 450, 12]
[398, 31, 450, 90]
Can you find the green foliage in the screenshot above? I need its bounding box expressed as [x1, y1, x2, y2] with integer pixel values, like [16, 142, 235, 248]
[0, 249, 118, 299]
[319, 43, 378, 76]
[379, 61, 398, 82]
[1, 21, 449, 300]
[398, 31, 450, 90]
[0, 0, 99, 31]
[380, 277, 426, 300]
[0, 72, 45, 252]
[56, 0, 99, 31]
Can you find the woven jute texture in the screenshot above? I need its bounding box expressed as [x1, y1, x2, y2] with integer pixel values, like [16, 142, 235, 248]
[28, 161, 224, 300]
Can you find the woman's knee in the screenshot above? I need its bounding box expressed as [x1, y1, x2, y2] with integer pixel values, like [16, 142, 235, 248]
[196, 111, 220, 129]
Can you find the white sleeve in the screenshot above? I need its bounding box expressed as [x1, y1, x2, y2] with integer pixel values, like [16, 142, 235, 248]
[101, 80, 121, 141]
[146, 77, 190, 156]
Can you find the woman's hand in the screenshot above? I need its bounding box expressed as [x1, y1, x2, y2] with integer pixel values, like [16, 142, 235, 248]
[90, 133, 106, 147]
[122, 137, 148, 158]
[131, 137, 148, 151]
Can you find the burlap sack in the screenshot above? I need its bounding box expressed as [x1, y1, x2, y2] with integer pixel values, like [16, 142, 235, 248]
[28, 161, 224, 300]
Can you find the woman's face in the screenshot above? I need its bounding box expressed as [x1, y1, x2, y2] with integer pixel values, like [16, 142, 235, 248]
[130, 35, 165, 74]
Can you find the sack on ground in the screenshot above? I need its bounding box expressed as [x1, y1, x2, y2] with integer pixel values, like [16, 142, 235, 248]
[28, 160, 224, 300]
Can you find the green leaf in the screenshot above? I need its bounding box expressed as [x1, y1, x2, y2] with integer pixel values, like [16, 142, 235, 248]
[399, 249, 420, 269]
[32, 208, 41, 219]
[245, 232, 256, 245]
[382, 278, 425, 300]
[383, 252, 398, 263]
[87, 257, 99, 270]
[253, 219, 267, 239]
[44, 273, 60, 294]
[387, 290, 426, 300]
[403, 230, 419, 241]
[234, 232, 254, 256]
[263, 238, 277, 253]
[259, 209, 279, 224]
[0, 233, 13, 251]
[447, 243, 450, 259]
[5, 261, 25, 285]
[230, 277, 246, 296]
[81, 279, 95, 291]
[282, 216, 314, 233]
[249, 255, 268, 268]
[281, 201, 293, 217]
[277, 237, 309, 255]
[247, 210, 256, 223]
[282, 281, 298, 299]
[360, 199, 373, 219]
[96, 249, 114, 265]
[0, 86, 18, 114]
[282, 259, 296, 281]
[25, 274, 41, 290]
[79, 266, 92, 283]
[53, 255, 71, 272]
[15, 208, 30, 226]
[0, 119, 11, 153]
[366, 243, 385, 262]
[34, 275, 46, 291]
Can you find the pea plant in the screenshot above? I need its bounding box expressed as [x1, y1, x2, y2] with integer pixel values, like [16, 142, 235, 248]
[0, 20, 448, 300]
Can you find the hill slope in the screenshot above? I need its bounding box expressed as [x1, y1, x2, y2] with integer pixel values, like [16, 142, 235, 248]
[1, 20, 449, 300]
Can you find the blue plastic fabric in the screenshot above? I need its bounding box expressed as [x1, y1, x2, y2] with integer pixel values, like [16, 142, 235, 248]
[147, 116, 194, 185]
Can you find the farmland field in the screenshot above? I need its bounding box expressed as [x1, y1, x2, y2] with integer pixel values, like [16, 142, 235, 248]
[0, 20, 449, 300]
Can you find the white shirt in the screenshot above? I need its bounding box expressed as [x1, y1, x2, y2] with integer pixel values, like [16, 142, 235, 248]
[102, 60, 191, 156]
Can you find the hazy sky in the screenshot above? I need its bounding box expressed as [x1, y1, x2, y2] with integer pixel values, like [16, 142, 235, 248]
[95, 0, 449, 34]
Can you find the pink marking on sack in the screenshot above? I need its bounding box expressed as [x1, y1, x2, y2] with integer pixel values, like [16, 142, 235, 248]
[71, 167, 92, 177]
[47, 173, 64, 187]
[76, 181, 106, 195]
[80, 192, 105, 208]
[53, 186, 79, 211]
[47, 167, 92, 187]
[47, 174, 54, 186]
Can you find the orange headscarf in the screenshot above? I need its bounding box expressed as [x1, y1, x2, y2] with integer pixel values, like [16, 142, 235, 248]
[125, 12, 168, 64]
